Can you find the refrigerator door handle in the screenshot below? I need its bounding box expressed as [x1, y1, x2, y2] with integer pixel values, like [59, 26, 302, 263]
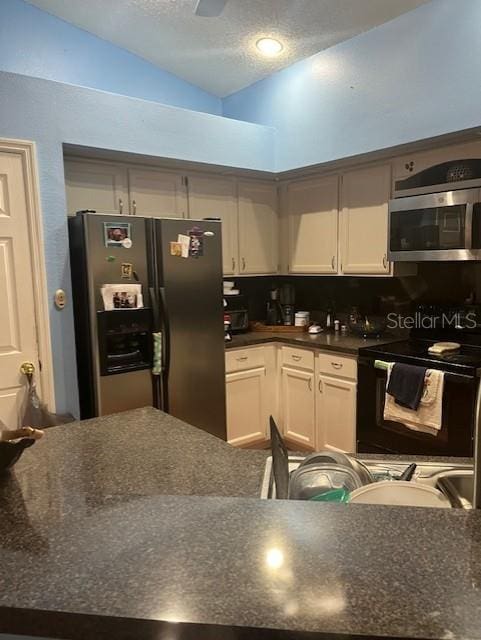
[150, 287, 160, 330]
[149, 286, 162, 410]
[159, 286, 171, 411]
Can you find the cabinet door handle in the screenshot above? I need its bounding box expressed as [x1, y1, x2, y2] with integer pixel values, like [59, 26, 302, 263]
[308, 377, 312, 391]
[383, 253, 388, 269]
[331, 255, 335, 270]
[291, 354, 302, 361]
[232, 257, 235, 271]
[236, 356, 248, 362]
[132, 199, 137, 215]
[242, 257, 246, 271]
[331, 362, 343, 369]
[119, 198, 123, 214]
[318, 379, 323, 393]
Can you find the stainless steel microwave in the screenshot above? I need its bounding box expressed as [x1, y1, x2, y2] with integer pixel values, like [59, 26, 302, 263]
[388, 187, 481, 261]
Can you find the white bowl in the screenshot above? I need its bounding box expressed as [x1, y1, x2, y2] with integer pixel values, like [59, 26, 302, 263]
[348, 480, 451, 508]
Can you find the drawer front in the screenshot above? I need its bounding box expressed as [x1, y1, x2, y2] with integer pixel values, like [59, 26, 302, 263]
[226, 347, 265, 373]
[317, 352, 357, 380]
[281, 346, 314, 371]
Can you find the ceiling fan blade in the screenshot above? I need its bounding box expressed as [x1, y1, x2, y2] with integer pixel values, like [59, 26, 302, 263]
[194, 0, 228, 17]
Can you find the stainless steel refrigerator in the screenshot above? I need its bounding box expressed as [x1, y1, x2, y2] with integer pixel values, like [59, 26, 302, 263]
[69, 212, 226, 439]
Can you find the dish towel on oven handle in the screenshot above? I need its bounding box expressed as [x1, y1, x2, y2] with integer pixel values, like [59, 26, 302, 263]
[387, 362, 427, 410]
[383, 364, 445, 436]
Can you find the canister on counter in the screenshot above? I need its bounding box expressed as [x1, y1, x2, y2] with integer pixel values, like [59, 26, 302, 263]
[295, 311, 310, 327]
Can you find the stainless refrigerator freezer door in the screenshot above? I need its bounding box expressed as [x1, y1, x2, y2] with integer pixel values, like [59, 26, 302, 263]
[99, 370, 153, 415]
[83, 214, 152, 413]
[154, 218, 226, 439]
[84, 214, 150, 312]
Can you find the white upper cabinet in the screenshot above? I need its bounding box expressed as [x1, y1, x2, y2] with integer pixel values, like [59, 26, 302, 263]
[286, 175, 339, 274]
[238, 181, 278, 274]
[128, 169, 187, 217]
[340, 164, 391, 275]
[187, 175, 238, 275]
[64, 160, 128, 216]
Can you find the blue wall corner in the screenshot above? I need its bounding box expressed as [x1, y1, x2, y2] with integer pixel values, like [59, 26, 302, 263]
[223, 0, 481, 171]
[0, 71, 275, 416]
[0, 0, 222, 115]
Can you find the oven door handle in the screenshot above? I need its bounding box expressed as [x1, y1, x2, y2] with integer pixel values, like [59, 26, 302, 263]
[474, 377, 481, 509]
[373, 359, 474, 384]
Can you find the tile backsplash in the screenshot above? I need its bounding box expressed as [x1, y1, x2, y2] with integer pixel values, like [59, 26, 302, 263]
[227, 263, 481, 324]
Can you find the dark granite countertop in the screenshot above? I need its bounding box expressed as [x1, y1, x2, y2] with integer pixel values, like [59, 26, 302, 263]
[0, 407, 268, 501]
[1, 408, 481, 640]
[226, 330, 403, 354]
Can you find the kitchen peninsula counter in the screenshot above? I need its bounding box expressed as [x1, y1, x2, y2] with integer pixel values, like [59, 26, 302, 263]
[2, 408, 481, 640]
[226, 329, 402, 354]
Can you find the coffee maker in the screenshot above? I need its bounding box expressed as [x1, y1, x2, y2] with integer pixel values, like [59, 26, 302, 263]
[266, 287, 283, 325]
[280, 283, 295, 326]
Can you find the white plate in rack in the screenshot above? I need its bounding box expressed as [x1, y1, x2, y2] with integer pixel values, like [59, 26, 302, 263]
[348, 480, 451, 508]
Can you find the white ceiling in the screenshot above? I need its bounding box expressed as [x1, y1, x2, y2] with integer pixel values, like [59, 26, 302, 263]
[27, 0, 430, 97]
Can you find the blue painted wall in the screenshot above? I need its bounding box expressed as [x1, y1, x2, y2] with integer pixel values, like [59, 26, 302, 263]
[223, 0, 481, 171]
[0, 0, 222, 115]
[0, 71, 275, 416]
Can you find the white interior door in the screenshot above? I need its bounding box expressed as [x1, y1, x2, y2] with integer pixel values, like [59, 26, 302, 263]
[0, 151, 41, 428]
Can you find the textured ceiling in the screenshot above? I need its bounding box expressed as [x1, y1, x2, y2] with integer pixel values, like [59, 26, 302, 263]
[26, 0, 430, 97]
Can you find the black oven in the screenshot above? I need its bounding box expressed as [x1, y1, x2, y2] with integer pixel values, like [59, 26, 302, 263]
[357, 352, 477, 457]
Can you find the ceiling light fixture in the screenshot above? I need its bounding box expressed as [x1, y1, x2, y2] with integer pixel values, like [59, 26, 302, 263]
[256, 37, 283, 57]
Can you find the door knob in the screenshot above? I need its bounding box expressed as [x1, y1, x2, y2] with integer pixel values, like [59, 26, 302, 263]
[20, 361, 35, 376]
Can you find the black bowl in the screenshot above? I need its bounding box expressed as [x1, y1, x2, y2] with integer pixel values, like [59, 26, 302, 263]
[348, 316, 387, 338]
[0, 439, 35, 474]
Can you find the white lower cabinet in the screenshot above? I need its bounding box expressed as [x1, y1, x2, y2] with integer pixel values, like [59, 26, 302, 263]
[225, 346, 273, 446]
[226, 367, 267, 446]
[316, 374, 357, 453]
[280, 365, 316, 450]
[225, 344, 357, 452]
